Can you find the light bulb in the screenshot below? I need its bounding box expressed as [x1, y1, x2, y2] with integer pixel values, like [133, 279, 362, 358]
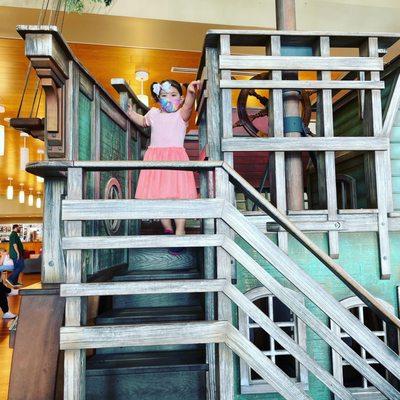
[36, 193, 42, 209]
[19, 184, 25, 204]
[20, 147, 29, 171]
[6, 178, 13, 200]
[28, 188, 34, 206]
[0, 104, 5, 113]
[0, 125, 4, 156]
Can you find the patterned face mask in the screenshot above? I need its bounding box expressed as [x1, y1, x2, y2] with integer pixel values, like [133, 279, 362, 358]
[159, 97, 181, 113]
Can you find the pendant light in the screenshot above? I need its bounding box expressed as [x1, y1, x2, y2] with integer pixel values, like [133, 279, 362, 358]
[135, 71, 149, 107]
[36, 191, 42, 208]
[20, 131, 29, 171]
[19, 183, 25, 204]
[28, 188, 34, 206]
[37, 149, 44, 183]
[0, 125, 4, 156]
[6, 178, 13, 200]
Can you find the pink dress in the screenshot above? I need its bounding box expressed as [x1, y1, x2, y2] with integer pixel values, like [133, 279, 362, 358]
[135, 107, 198, 199]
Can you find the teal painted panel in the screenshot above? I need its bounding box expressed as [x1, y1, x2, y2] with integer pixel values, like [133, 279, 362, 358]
[234, 231, 400, 400]
[393, 193, 400, 209]
[391, 126, 400, 142]
[391, 160, 400, 175]
[281, 46, 313, 56]
[390, 145, 400, 159]
[78, 92, 92, 161]
[393, 108, 400, 126]
[97, 111, 128, 271]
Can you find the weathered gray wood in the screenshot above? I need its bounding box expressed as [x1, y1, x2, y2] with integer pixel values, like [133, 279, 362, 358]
[60, 321, 227, 350]
[99, 96, 127, 130]
[42, 178, 66, 283]
[64, 167, 85, 400]
[268, 35, 288, 252]
[317, 36, 340, 258]
[79, 72, 93, 100]
[61, 279, 226, 297]
[221, 236, 400, 399]
[224, 284, 355, 400]
[222, 136, 389, 151]
[225, 325, 311, 400]
[223, 163, 400, 330]
[221, 204, 400, 379]
[62, 234, 224, 250]
[220, 79, 385, 90]
[62, 198, 224, 221]
[198, 114, 218, 400]
[362, 38, 392, 278]
[215, 168, 234, 400]
[220, 55, 383, 71]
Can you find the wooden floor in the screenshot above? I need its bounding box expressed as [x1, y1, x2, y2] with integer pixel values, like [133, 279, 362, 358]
[0, 274, 41, 400]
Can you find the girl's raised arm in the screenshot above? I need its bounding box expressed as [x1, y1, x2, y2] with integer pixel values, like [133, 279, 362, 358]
[180, 80, 200, 122]
[127, 103, 148, 127]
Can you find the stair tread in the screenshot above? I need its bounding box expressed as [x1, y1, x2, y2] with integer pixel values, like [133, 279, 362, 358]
[96, 305, 204, 324]
[113, 269, 200, 282]
[87, 350, 207, 375]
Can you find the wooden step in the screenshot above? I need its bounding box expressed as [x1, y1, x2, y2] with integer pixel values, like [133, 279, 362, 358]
[112, 269, 201, 282]
[96, 306, 203, 325]
[86, 350, 207, 400]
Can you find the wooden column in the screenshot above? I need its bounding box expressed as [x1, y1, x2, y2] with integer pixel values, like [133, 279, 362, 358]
[64, 168, 85, 400]
[215, 167, 234, 400]
[276, 0, 304, 211]
[315, 37, 340, 258]
[42, 177, 66, 283]
[268, 35, 289, 252]
[361, 37, 391, 278]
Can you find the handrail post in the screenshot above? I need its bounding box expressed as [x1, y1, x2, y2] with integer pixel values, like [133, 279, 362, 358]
[215, 167, 234, 400]
[64, 167, 86, 400]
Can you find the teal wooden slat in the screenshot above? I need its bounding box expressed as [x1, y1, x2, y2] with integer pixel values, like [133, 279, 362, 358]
[391, 126, 400, 142]
[78, 92, 92, 162]
[390, 144, 400, 159]
[393, 193, 400, 209]
[391, 160, 400, 175]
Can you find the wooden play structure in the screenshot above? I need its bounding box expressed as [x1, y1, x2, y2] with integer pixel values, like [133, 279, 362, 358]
[6, 1, 400, 399]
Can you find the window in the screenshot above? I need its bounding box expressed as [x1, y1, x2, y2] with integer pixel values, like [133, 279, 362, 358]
[239, 287, 308, 394]
[331, 297, 398, 400]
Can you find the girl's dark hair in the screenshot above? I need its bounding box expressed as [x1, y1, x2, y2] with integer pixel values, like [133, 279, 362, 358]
[150, 79, 183, 102]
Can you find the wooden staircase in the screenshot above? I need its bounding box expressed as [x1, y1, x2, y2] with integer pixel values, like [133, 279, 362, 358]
[49, 160, 400, 400]
[86, 247, 207, 400]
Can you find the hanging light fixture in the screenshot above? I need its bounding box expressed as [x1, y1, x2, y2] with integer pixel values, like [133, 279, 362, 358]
[19, 183, 25, 204]
[36, 191, 42, 209]
[20, 131, 29, 171]
[135, 71, 149, 107]
[0, 104, 5, 113]
[0, 125, 4, 156]
[37, 149, 44, 183]
[6, 178, 13, 200]
[28, 188, 34, 206]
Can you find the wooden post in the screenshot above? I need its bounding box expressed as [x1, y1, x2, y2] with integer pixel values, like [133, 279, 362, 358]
[361, 37, 391, 278]
[315, 36, 340, 258]
[276, 0, 304, 211]
[64, 168, 85, 400]
[215, 167, 234, 400]
[268, 35, 289, 252]
[42, 177, 66, 283]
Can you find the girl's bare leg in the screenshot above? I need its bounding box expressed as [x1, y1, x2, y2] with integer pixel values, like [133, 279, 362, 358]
[161, 219, 173, 232]
[174, 219, 186, 235]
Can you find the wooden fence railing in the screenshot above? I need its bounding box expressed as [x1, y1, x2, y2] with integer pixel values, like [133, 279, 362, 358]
[28, 160, 400, 400]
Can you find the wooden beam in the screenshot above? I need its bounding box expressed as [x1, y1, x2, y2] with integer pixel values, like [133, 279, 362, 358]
[62, 198, 225, 221]
[61, 279, 227, 297]
[62, 234, 224, 250]
[60, 321, 227, 350]
[220, 79, 385, 90]
[221, 137, 389, 152]
[219, 55, 383, 71]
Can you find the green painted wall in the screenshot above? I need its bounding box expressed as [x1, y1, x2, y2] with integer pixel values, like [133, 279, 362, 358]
[233, 232, 400, 399]
[391, 109, 400, 210]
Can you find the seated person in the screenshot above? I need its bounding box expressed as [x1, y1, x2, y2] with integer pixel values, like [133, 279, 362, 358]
[0, 282, 18, 319]
[0, 248, 14, 270]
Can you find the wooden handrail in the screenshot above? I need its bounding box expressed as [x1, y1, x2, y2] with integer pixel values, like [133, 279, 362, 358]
[222, 162, 400, 331]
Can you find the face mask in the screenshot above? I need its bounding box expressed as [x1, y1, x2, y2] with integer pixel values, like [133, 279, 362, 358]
[159, 97, 181, 113]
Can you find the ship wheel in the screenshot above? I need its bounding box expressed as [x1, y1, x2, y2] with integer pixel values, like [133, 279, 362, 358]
[235, 72, 313, 137]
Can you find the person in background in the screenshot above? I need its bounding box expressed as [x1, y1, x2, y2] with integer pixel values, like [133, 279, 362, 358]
[0, 282, 18, 319]
[6, 225, 25, 288]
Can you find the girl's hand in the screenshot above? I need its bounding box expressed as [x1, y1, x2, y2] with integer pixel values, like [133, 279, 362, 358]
[187, 80, 200, 94]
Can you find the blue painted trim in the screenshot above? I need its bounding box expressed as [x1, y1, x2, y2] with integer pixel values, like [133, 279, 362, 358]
[284, 116, 303, 133]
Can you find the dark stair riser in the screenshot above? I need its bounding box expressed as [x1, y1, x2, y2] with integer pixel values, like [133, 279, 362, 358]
[86, 369, 206, 400]
[95, 343, 203, 355]
[112, 292, 202, 309]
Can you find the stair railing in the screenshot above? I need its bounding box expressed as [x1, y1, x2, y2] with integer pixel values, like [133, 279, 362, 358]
[28, 160, 400, 400]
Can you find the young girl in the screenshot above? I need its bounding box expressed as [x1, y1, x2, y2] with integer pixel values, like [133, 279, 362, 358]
[128, 79, 200, 253]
